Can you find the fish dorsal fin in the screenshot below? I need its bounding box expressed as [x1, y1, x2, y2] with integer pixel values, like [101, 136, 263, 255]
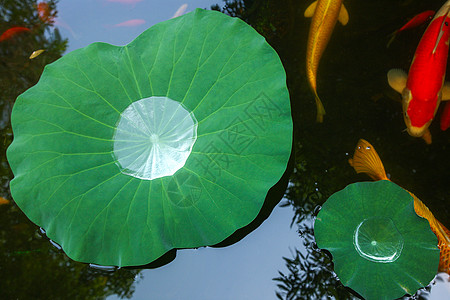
[412, 193, 450, 274]
[348, 139, 389, 181]
[441, 82, 450, 101]
[304, 1, 317, 18]
[387, 69, 408, 94]
[339, 4, 349, 25]
[433, 9, 450, 54]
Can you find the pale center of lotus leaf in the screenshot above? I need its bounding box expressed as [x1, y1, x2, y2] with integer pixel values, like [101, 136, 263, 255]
[353, 216, 404, 263]
[112, 96, 198, 180]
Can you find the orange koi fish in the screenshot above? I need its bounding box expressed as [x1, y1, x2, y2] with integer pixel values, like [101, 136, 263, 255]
[388, 1, 450, 144]
[349, 139, 450, 275]
[387, 10, 435, 47]
[305, 0, 349, 122]
[0, 27, 31, 42]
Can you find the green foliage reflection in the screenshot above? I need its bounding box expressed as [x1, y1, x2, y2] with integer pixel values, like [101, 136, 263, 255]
[0, 1, 139, 298]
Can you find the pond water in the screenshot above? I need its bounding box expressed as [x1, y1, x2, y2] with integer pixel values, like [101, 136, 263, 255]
[1, 0, 449, 299]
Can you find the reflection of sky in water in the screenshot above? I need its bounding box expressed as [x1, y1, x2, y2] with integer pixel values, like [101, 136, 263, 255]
[426, 273, 450, 300]
[52, 1, 450, 299]
[57, 0, 219, 53]
[107, 205, 303, 300]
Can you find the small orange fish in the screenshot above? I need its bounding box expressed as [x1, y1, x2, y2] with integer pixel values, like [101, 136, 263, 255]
[29, 49, 45, 59]
[349, 139, 450, 275]
[0, 197, 10, 205]
[387, 10, 435, 47]
[397, 10, 435, 32]
[37, 1, 54, 24]
[0, 27, 31, 42]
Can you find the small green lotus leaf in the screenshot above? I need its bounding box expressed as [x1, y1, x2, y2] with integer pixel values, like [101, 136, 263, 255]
[7, 9, 292, 267]
[314, 180, 440, 300]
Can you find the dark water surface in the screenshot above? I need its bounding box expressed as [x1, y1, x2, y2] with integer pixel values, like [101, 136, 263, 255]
[1, 0, 449, 299]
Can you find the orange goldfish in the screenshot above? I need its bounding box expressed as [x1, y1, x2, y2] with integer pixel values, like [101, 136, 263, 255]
[305, 0, 349, 122]
[348, 139, 449, 274]
[0, 27, 31, 42]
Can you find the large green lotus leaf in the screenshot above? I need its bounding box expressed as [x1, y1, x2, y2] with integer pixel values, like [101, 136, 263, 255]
[7, 9, 292, 267]
[314, 180, 440, 300]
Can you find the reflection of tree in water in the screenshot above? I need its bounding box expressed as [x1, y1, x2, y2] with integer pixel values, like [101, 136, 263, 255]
[212, 0, 294, 40]
[214, 0, 446, 299]
[1, 0, 65, 190]
[274, 148, 357, 300]
[0, 1, 138, 298]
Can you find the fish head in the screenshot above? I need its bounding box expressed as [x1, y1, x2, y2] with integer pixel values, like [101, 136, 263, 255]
[405, 122, 432, 138]
[434, 0, 450, 21]
[401, 88, 436, 138]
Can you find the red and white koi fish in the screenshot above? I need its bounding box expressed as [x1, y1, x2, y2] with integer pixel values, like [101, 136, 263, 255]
[388, 1, 450, 144]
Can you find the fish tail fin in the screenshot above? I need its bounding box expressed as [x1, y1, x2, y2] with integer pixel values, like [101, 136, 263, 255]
[422, 129, 432, 144]
[348, 139, 389, 181]
[412, 195, 450, 274]
[440, 101, 450, 131]
[314, 91, 326, 123]
[386, 30, 398, 48]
